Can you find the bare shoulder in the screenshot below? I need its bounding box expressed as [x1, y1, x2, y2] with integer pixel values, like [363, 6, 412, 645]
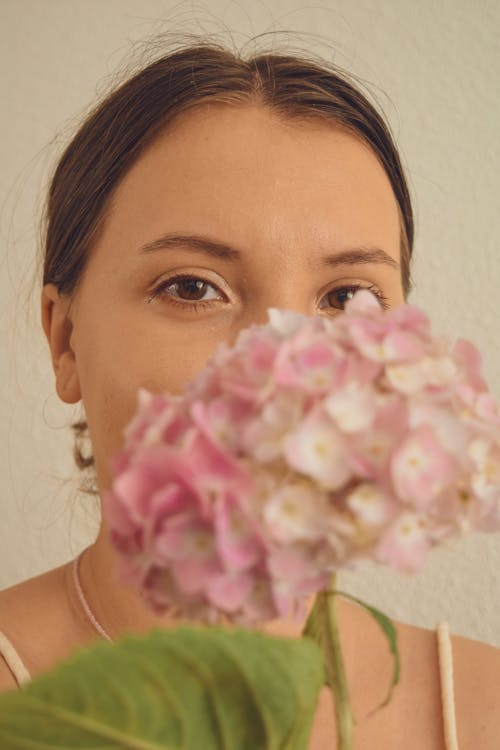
[266, 601, 446, 749]
[355, 614, 500, 749]
[0, 574, 46, 694]
[0, 565, 65, 628]
[364, 614, 500, 748]
[450, 629, 500, 748]
[266, 599, 500, 749]
[0, 564, 73, 683]
[0, 654, 18, 694]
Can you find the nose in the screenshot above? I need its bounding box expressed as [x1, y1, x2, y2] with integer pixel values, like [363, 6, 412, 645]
[254, 302, 311, 327]
[229, 287, 317, 347]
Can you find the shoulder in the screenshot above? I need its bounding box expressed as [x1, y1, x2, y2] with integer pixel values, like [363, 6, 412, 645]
[450, 627, 500, 683]
[266, 600, 446, 748]
[0, 654, 18, 693]
[0, 563, 78, 684]
[450, 629, 500, 747]
[266, 597, 500, 748]
[364, 612, 500, 748]
[362, 613, 500, 749]
[0, 576, 40, 694]
[0, 565, 64, 633]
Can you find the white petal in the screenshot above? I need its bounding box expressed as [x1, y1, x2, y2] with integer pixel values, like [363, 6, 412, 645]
[385, 361, 427, 394]
[346, 483, 390, 525]
[325, 383, 376, 432]
[267, 307, 308, 336]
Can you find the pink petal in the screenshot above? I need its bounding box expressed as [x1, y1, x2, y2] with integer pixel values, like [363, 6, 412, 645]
[171, 557, 223, 595]
[214, 493, 264, 570]
[375, 514, 430, 573]
[391, 424, 458, 509]
[206, 570, 254, 612]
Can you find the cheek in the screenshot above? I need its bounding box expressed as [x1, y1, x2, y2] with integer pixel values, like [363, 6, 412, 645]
[75, 310, 227, 465]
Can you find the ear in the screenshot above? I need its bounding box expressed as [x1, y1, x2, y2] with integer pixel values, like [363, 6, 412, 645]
[41, 283, 81, 404]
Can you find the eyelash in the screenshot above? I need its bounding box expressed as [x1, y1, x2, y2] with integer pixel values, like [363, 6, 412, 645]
[148, 274, 390, 313]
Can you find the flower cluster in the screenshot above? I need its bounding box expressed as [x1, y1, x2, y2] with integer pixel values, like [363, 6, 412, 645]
[104, 290, 500, 624]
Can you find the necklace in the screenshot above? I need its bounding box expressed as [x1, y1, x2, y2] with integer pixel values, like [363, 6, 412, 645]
[72, 549, 113, 642]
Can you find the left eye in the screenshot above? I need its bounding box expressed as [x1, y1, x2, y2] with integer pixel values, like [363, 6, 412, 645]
[149, 275, 389, 312]
[320, 284, 390, 311]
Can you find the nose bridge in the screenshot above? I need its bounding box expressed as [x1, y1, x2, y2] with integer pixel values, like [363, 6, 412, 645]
[265, 256, 316, 308]
[222, 261, 321, 351]
[242, 272, 316, 329]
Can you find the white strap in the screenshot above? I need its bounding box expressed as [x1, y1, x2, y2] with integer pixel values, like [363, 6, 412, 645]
[0, 630, 31, 687]
[437, 621, 459, 750]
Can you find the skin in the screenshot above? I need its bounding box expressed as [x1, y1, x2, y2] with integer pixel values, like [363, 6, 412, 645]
[1, 103, 499, 747]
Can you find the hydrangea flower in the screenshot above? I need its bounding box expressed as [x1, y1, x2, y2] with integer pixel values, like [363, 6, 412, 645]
[104, 290, 500, 625]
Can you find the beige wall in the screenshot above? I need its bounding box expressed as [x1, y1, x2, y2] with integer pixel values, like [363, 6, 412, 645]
[1, 0, 499, 645]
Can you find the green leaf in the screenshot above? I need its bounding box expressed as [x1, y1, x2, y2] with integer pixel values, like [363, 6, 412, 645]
[334, 590, 400, 715]
[0, 626, 324, 750]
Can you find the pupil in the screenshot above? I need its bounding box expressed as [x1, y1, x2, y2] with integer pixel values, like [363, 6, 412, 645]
[179, 279, 206, 300]
[333, 288, 355, 307]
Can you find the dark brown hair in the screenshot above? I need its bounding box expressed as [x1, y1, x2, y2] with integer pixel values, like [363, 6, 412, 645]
[41, 38, 415, 495]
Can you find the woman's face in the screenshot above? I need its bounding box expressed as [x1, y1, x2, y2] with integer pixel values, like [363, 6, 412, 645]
[42, 104, 405, 495]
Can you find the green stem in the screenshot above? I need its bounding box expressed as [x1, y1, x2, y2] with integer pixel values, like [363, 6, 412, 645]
[305, 575, 354, 749]
[322, 579, 354, 749]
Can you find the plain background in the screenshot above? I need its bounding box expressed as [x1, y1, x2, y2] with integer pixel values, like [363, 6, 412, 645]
[1, 0, 499, 646]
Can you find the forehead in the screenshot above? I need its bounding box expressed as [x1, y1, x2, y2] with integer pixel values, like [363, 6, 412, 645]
[95, 103, 401, 269]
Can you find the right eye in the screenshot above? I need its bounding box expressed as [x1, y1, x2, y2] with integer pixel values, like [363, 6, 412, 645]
[148, 274, 226, 312]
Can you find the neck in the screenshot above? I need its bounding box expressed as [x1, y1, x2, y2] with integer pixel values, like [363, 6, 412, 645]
[79, 525, 177, 639]
[77, 523, 309, 642]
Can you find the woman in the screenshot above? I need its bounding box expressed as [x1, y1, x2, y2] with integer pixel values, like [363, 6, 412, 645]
[0, 39, 498, 748]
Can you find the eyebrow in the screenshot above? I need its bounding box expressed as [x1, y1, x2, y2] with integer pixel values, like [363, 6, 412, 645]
[138, 232, 400, 271]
